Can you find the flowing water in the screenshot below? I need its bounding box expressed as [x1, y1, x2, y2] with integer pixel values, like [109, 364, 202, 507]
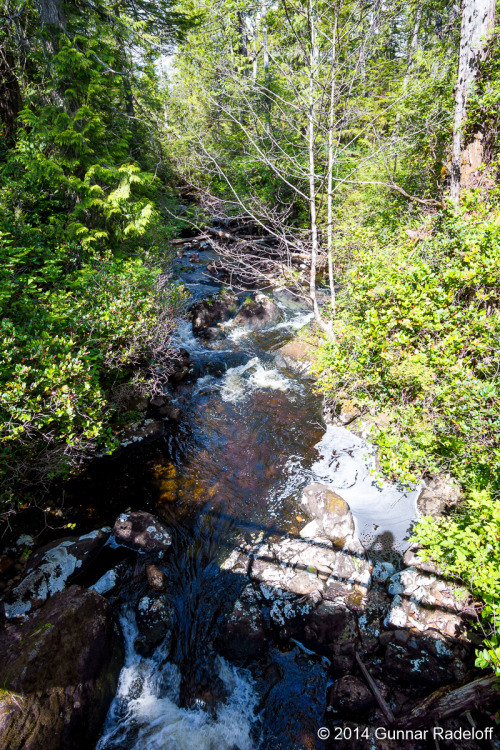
[73, 242, 421, 749]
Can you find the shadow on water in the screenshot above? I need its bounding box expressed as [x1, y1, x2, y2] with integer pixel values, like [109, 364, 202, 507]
[95, 499, 478, 750]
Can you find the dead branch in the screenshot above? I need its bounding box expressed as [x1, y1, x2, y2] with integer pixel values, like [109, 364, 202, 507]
[355, 652, 396, 725]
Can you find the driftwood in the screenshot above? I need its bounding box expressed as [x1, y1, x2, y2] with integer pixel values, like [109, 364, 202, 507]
[396, 673, 499, 728]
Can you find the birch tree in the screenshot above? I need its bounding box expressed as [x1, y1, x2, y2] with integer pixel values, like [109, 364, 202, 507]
[450, 0, 496, 203]
[169, 0, 457, 332]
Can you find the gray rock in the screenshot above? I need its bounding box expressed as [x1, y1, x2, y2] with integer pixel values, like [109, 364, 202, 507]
[216, 584, 267, 661]
[246, 533, 371, 608]
[301, 601, 360, 672]
[417, 476, 462, 517]
[327, 675, 376, 715]
[135, 593, 174, 657]
[403, 544, 441, 574]
[274, 339, 315, 375]
[189, 291, 238, 335]
[0, 585, 123, 750]
[384, 566, 471, 638]
[233, 293, 283, 329]
[113, 511, 172, 554]
[384, 642, 455, 689]
[118, 419, 164, 447]
[3, 528, 110, 618]
[301, 483, 355, 544]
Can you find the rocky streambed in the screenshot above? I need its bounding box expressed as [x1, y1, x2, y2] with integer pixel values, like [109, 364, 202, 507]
[0, 231, 497, 750]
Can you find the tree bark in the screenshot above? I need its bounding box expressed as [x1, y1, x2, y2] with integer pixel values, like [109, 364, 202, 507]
[307, 0, 330, 337]
[397, 673, 499, 728]
[0, 45, 22, 148]
[450, 0, 495, 204]
[326, 11, 338, 315]
[36, 0, 66, 28]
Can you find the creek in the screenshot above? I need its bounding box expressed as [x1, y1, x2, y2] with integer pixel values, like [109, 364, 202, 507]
[85, 236, 421, 749]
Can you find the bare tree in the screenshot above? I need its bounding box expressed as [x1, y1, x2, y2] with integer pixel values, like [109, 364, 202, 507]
[168, 0, 452, 333]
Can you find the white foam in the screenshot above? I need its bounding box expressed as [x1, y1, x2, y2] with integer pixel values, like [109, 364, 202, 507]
[220, 357, 298, 403]
[309, 425, 420, 552]
[97, 611, 259, 750]
[227, 310, 314, 342]
[270, 311, 314, 332]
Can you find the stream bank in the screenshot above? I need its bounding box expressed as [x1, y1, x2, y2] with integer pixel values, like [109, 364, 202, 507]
[0, 229, 496, 750]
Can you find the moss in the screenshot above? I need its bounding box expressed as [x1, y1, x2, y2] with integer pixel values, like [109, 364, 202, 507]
[324, 490, 349, 516]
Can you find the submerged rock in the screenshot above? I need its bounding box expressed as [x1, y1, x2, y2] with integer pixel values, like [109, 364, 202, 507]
[3, 528, 110, 619]
[0, 585, 123, 750]
[232, 293, 282, 329]
[274, 338, 315, 375]
[113, 511, 172, 554]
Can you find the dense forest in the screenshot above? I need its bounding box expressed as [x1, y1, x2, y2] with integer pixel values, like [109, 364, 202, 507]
[1, 0, 500, 741]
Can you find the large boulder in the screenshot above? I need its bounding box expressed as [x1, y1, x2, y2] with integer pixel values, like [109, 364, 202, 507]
[215, 584, 267, 662]
[3, 528, 110, 619]
[112, 511, 172, 554]
[233, 293, 282, 329]
[301, 484, 355, 544]
[327, 675, 376, 716]
[189, 291, 238, 336]
[0, 585, 123, 750]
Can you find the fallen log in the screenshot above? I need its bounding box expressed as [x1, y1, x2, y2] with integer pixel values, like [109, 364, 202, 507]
[206, 227, 270, 243]
[396, 673, 499, 729]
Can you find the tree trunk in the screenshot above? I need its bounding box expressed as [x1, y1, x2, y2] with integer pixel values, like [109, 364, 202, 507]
[450, 0, 496, 204]
[0, 45, 22, 149]
[36, 0, 66, 29]
[307, 0, 329, 337]
[262, 0, 271, 137]
[326, 12, 338, 315]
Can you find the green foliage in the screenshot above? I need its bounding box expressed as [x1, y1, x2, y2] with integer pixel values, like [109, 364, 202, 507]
[0, 0, 192, 505]
[315, 196, 500, 491]
[413, 490, 500, 676]
[0, 204, 188, 502]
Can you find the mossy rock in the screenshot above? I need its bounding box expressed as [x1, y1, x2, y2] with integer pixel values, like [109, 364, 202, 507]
[0, 585, 123, 750]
